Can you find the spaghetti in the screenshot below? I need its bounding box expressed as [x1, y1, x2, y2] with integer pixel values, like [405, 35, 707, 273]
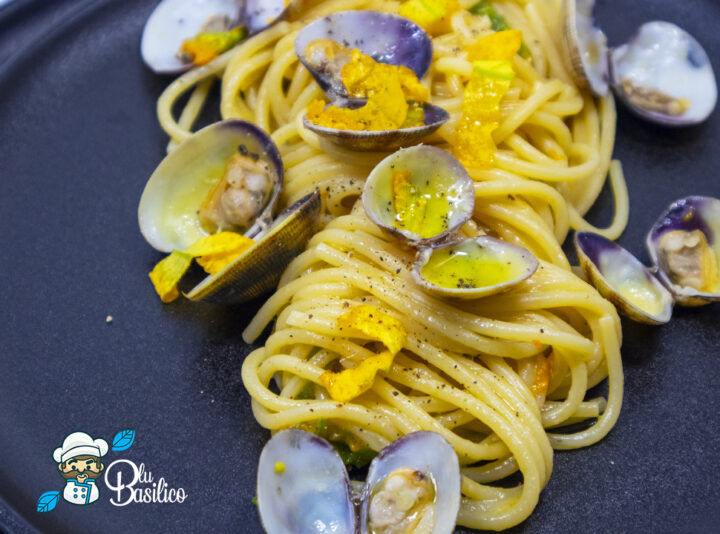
[155, 0, 626, 529]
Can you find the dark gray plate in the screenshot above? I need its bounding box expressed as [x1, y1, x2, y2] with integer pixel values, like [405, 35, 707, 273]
[0, 1, 718, 533]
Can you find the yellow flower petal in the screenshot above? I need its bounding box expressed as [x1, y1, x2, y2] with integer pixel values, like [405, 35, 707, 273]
[149, 251, 193, 303]
[466, 30, 523, 62]
[319, 351, 394, 403]
[337, 304, 407, 356]
[399, 0, 460, 35]
[180, 26, 247, 66]
[148, 232, 255, 303]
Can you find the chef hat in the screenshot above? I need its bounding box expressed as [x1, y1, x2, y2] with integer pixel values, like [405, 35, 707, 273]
[53, 432, 109, 464]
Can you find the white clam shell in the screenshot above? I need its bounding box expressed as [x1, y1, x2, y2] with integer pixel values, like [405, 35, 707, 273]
[141, 0, 242, 74]
[360, 431, 461, 534]
[609, 21, 718, 126]
[257, 429, 356, 534]
[138, 119, 283, 253]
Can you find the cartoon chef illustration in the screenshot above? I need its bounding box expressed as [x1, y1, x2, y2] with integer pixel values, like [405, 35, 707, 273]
[53, 432, 108, 505]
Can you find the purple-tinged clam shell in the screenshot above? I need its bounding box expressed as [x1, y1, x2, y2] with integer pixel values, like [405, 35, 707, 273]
[256, 429, 356, 534]
[141, 0, 298, 74]
[360, 431, 461, 534]
[186, 190, 321, 303]
[362, 145, 474, 245]
[647, 196, 720, 305]
[609, 22, 717, 126]
[413, 236, 538, 299]
[139, 119, 283, 253]
[303, 101, 449, 152]
[575, 232, 673, 324]
[562, 0, 609, 97]
[141, 0, 243, 74]
[294, 10, 433, 99]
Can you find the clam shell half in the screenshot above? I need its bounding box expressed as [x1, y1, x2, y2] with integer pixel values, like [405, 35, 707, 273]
[562, 0, 609, 97]
[138, 119, 283, 253]
[360, 431, 461, 534]
[257, 429, 356, 534]
[303, 101, 449, 152]
[362, 145, 474, 246]
[141, 0, 243, 74]
[646, 196, 720, 306]
[609, 22, 718, 126]
[295, 10, 433, 99]
[413, 236, 539, 299]
[575, 231, 673, 324]
[185, 190, 321, 303]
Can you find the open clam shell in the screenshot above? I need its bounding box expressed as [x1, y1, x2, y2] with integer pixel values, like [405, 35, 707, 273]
[362, 145, 474, 245]
[257, 429, 356, 534]
[141, 0, 243, 74]
[575, 232, 674, 324]
[562, 0, 717, 125]
[141, 0, 297, 74]
[562, 0, 609, 97]
[360, 431, 461, 534]
[413, 237, 538, 299]
[647, 196, 720, 306]
[185, 190, 321, 303]
[138, 119, 283, 253]
[609, 22, 718, 126]
[294, 10, 432, 99]
[303, 101, 449, 152]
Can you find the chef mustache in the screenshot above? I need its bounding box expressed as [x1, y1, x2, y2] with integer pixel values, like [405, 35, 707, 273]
[61, 468, 103, 480]
[59, 456, 104, 480]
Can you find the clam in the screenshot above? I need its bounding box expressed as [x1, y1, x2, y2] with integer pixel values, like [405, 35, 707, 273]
[360, 431, 461, 534]
[562, 0, 717, 125]
[139, 119, 322, 304]
[257, 429, 356, 534]
[362, 145, 474, 245]
[256, 429, 461, 534]
[139, 119, 282, 253]
[294, 10, 433, 100]
[647, 196, 720, 306]
[609, 22, 718, 126]
[294, 10, 448, 150]
[562, 0, 609, 96]
[303, 100, 450, 152]
[141, 0, 296, 74]
[574, 232, 674, 324]
[186, 190, 321, 303]
[413, 237, 539, 299]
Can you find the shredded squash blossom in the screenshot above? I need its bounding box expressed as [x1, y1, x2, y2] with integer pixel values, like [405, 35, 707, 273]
[149, 232, 255, 302]
[180, 26, 247, 66]
[399, 0, 461, 35]
[454, 30, 522, 169]
[307, 49, 428, 132]
[318, 305, 407, 402]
